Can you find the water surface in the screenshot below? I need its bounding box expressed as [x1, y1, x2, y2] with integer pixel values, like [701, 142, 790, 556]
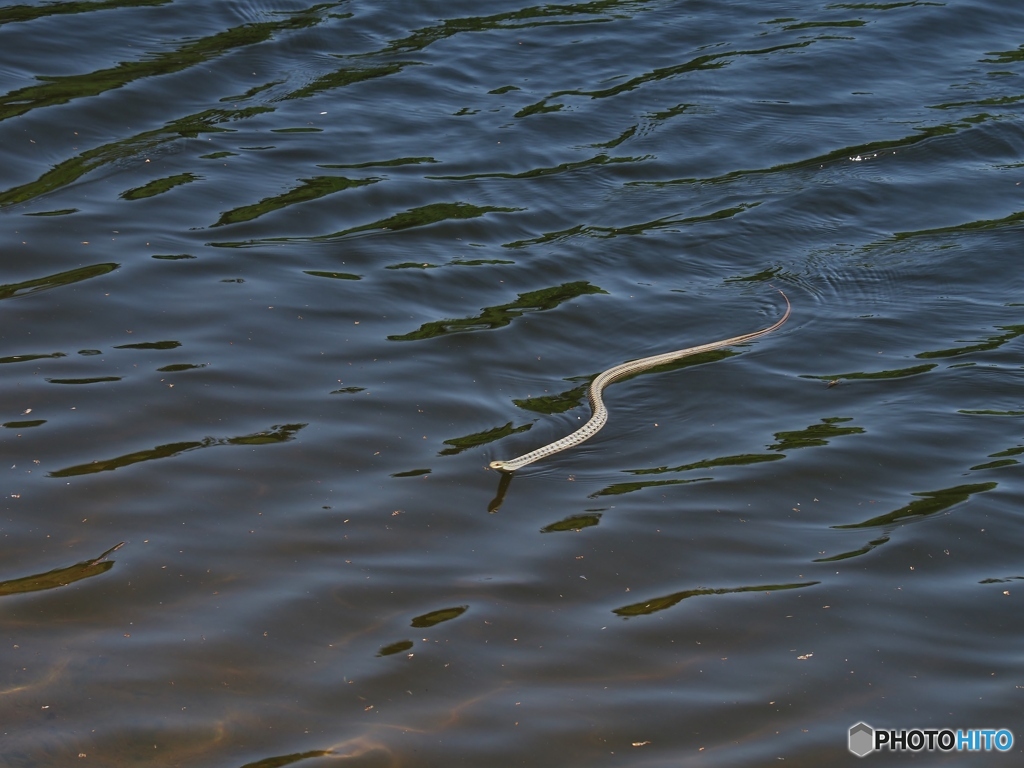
[2, 0, 1024, 765]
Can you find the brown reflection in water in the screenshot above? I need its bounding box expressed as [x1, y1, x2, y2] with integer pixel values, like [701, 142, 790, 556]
[540, 512, 602, 533]
[487, 470, 513, 513]
[390, 468, 430, 478]
[2, 419, 46, 428]
[45, 376, 122, 384]
[314, 739, 397, 768]
[410, 605, 467, 628]
[377, 639, 414, 658]
[113, 340, 181, 350]
[0, 542, 123, 597]
[238, 750, 335, 768]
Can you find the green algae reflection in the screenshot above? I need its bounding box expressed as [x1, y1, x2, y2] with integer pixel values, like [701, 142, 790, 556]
[589, 415, 863, 497]
[377, 606, 469, 658]
[504, 203, 757, 248]
[801, 363, 937, 382]
[821, 451, 1011, 561]
[46, 376, 121, 385]
[970, 459, 1018, 471]
[0, 1, 338, 124]
[114, 340, 181, 350]
[1, 352, 66, 365]
[626, 452, 784, 476]
[959, 409, 1024, 417]
[391, 468, 431, 478]
[915, 324, 1024, 359]
[0, 542, 123, 597]
[0, 105, 272, 207]
[157, 363, 207, 373]
[370, 0, 635, 58]
[385, 258, 515, 270]
[304, 270, 361, 281]
[410, 605, 468, 628]
[514, 384, 589, 415]
[313, 201, 520, 242]
[510, 350, 735, 416]
[0, 0, 171, 27]
[589, 454, 780, 495]
[389, 281, 606, 341]
[970, 444, 1024, 468]
[813, 536, 891, 563]
[215, 202, 521, 246]
[0, 263, 118, 301]
[212, 175, 379, 227]
[440, 422, 531, 456]
[120, 173, 198, 200]
[637, 119, 960, 189]
[591, 476, 712, 498]
[377, 640, 414, 657]
[429, 152, 643, 181]
[281, 61, 406, 102]
[513, 40, 814, 120]
[834, 482, 997, 529]
[541, 513, 602, 533]
[768, 417, 864, 451]
[614, 580, 820, 617]
[49, 423, 306, 477]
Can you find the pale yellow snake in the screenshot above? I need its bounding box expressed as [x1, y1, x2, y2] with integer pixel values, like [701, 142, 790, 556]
[489, 290, 790, 472]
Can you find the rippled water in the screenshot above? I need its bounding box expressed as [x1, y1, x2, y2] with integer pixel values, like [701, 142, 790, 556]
[3, 0, 1024, 765]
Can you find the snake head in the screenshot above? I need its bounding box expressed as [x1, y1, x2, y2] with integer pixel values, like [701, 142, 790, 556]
[489, 460, 514, 472]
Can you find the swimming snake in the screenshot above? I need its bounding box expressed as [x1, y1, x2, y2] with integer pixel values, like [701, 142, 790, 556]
[489, 290, 790, 473]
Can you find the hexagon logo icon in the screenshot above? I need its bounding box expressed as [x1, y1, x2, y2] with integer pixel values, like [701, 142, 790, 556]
[849, 722, 875, 757]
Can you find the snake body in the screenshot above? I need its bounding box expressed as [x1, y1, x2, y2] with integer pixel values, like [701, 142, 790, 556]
[489, 290, 790, 473]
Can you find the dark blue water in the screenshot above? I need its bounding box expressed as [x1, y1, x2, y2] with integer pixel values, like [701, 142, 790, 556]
[3, 1, 1024, 765]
